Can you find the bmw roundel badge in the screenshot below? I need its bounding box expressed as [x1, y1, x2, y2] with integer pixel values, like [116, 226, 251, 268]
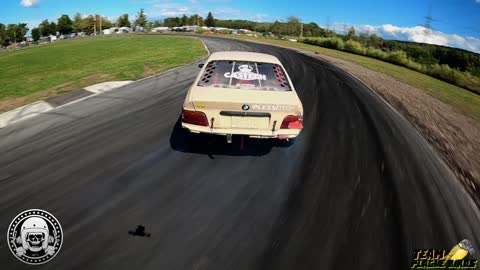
[242, 104, 250, 111]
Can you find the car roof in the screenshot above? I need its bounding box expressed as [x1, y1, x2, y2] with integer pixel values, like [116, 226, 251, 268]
[207, 51, 282, 64]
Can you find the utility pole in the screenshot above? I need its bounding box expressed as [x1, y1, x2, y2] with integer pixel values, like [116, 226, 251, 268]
[300, 23, 303, 38]
[422, 4, 436, 42]
[100, 16, 102, 34]
[93, 15, 97, 36]
[197, 15, 200, 32]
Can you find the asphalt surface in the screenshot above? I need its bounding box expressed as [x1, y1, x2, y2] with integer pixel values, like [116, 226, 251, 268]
[1, 36, 479, 270]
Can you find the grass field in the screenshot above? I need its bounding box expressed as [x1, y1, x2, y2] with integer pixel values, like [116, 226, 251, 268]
[0, 35, 207, 111]
[217, 34, 480, 121]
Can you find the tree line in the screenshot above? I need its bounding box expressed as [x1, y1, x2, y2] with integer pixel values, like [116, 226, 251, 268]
[0, 23, 29, 47]
[303, 27, 480, 92]
[0, 11, 329, 47]
[0, 9, 150, 46]
[161, 14, 333, 38]
[318, 26, 480, 77]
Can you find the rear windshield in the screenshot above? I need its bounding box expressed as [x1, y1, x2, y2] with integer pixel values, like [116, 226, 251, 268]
[197, 60, 292, 91]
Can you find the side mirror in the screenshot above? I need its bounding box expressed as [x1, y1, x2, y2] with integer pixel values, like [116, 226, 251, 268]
[197, 63, 204, 68]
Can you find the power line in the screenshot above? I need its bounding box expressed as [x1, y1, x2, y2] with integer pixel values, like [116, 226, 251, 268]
[422, 5, 436, 38]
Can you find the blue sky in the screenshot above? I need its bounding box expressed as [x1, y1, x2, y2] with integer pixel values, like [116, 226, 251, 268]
[2, 0, 480, 52]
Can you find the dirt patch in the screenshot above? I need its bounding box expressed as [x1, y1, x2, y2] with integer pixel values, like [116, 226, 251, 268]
[312, 53, 480, 205]
[143, 63, 155, 77]
[0, 73, 114, 112]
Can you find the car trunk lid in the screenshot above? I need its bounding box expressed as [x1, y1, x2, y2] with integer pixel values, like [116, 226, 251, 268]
[189, 87, 302, 130]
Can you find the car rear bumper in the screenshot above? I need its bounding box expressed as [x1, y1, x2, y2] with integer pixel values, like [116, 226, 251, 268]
[181, 122, 301, 139]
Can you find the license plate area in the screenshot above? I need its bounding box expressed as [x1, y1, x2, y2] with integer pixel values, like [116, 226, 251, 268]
[231, 116, 269, 129]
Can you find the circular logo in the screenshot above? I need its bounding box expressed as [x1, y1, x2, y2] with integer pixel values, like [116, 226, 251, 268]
[242, 104, 250, 111]
[7, 209, 63, 265]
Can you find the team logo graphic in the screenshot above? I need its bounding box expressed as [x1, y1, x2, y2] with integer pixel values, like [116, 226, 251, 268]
[224, 64, 267, 81]
[242, 104, 250, 111]
[7, 209, 63, 265]
[411, 239, 477, 269]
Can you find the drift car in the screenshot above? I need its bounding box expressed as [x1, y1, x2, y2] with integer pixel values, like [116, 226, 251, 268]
[181, 51, 304, 143]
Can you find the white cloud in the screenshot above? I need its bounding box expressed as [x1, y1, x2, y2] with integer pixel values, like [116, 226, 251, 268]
[330, 22, 480, 53]
[250, 14, 270, 22]
[150, 2, 198, 17]
[20, 0, 39, 7]
[213, 7, 241, 18]
[148, 1, 244, 19]
[204, 0, 232, 2]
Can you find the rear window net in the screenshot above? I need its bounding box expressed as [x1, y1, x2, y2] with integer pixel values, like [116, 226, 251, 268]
[198, 60, 292, 91]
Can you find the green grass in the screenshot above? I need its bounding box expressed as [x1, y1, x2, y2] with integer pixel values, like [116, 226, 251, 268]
[0, 35, 207, 107]
[219, 34, 480, 121]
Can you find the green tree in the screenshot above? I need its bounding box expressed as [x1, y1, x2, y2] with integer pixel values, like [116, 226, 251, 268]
[205, 12, 215, 27]
[325, 29, 336, 38]
[189, 14, 203, 26]
[270, 20, 284, 34]
[57, 14, 73, 34]
[5, 24, 16, 44]
[79, 16, 92, 34]
[254, 23, 270, 33]
[368, 33, 383, 48]
[117, 14, 131, 27]
[31, 27, 40, 41]
[358, 32, 369, 46]
[49, 22, 57, 35]
[164, 17, 181, 27]
[72, 13, 83, 32]
[5, 23, 29, 44]
[303, 22, 325, 37]
[39, 20, 50, 36]
[181, 14, 188, 26]
[134, 9, 147, 27]
[0, 23, 6, 46]
[346, 26, 356, 40]
[99, 16, 113, 29]
[153, 20, 161, 27]
[286, 16, 301, 36]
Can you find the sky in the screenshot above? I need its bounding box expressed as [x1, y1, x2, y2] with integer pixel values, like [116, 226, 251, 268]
[1, 0, 480, 53]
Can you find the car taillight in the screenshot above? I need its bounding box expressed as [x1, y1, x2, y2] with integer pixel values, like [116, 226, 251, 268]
[280, 115, 303, 129]
[182, 110, 209, 127]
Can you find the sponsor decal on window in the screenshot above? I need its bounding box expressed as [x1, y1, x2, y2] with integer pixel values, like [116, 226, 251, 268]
[224, 65, 267, 81]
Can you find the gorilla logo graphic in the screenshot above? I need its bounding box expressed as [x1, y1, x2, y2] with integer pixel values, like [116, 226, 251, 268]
[7, 209, 63, 265]
[224, 64, 267, 81]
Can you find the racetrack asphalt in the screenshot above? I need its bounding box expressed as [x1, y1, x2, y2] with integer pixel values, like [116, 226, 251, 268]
[0, 36, 479, 270]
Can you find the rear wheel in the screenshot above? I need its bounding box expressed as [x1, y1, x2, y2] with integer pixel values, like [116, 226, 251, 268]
[170, 118, 203, 152]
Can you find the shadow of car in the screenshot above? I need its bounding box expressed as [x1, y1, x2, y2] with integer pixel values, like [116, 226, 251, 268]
[169, 117, 295, 157]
